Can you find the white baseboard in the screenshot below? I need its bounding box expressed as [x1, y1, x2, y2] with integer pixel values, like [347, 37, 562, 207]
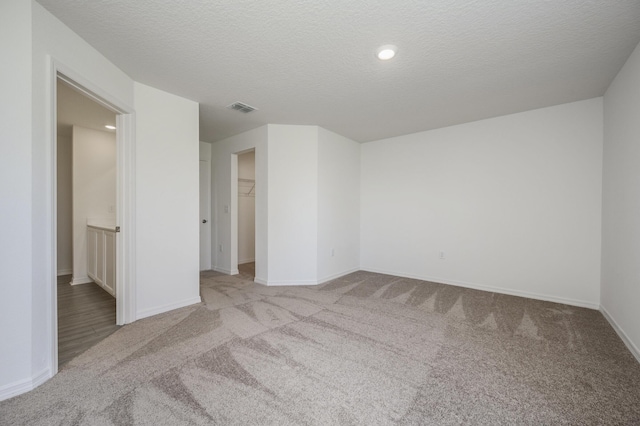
[600, 305, 640, 364]
[57, 268, 72, 276]
[317, 268, 360, 285]
[254, 277, 268, 285]
[212, 266, 234, 275]
[262, 279, 318, 287]
[70, 276, 93, 285]
[136, 296, 202, 321]
[31, 368, 50, 389]
[238, 258, 255, 264]
[360, 266, 600, 310]
[0, 368, 51, 402]
[255, 268, 359, 287]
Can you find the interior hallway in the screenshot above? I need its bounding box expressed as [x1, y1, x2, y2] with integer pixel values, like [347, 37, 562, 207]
[57, 275, 119, 367]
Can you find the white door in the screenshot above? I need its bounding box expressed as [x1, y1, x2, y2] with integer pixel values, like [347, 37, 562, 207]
[199, 160, 212, 270]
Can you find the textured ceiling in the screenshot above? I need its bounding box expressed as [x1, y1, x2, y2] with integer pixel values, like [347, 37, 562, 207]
[38, 0, 640, 143]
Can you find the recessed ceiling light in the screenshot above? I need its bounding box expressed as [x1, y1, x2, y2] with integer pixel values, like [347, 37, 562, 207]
[376, 44, 397, 61]
[105, 125, 116, 130]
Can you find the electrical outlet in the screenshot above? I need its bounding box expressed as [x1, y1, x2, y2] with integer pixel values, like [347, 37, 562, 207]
[219, 244, 223, 252]
[439, 250, 445, 260]
[224, 205, 229, 213]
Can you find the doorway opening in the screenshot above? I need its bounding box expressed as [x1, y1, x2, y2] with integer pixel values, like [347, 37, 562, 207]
[237, 149, 256, 280]
[56, 78, 119, 366]
[51, 65, 136, 374]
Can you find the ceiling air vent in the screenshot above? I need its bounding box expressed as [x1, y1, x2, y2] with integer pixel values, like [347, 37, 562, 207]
[226, 102, 258, 113]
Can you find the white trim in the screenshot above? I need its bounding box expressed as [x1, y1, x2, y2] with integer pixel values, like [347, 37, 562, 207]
[253, 268, 359, 287]
[360, 266, 600, 310]
[31, 368, 50, 389]
[238, 258, 255, 264]
[317, 268, 360, 285]
[264, 280, 318, 286]
[56, 69, 130, 114]
[199, 155, 212, 272]
[49, 56, 59, 379]
[53, 63, 138, 324]
[56, 268, 72, 276]
[0, 368, 51, 402]
[230, 154, 239, 273]
[254, 277, 268, 285]
[213, 266, 235, 275]
[600, 305, 640, 364]
[48, 58, 137, 387]
[70, 276, 93, 285]
[116, 112, 137, 325]
[136, 297, 202, 320]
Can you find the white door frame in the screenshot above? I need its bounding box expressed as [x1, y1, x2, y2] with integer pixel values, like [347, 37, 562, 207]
[230, 148, 256, 275]
[199, 159, 212, 271]
[50, 59, 136, 374]
[230, 152, 240, 275]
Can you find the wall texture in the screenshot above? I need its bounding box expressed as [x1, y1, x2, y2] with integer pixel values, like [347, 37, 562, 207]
[212, 124, 361, 286]
[317, 127, 361, 282]
[602, 42, 640, 361]
[29, 1, 136, 396]
[0, 0, 33, 399]
[361, 98, 603, 308]
[1, 2, 202, 400]
[56, 136, 73, 274]
[71, 126, 116, 284]
[134, 82, 201, 319]
[267, 125, 319, 284]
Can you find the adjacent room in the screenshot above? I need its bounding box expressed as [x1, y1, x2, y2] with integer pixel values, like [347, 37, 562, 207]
[2, 0, 640, 424]
[56, 79, 120, 367]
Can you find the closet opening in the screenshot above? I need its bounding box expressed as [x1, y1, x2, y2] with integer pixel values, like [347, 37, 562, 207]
[237, 149, 256, 280]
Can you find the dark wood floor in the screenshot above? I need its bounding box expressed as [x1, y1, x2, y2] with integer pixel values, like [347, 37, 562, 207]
[238, 261, 255, 280]
[57, 275, 119, 367]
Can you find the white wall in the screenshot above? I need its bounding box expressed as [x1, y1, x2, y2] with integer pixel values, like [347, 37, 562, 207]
[0, 0, 33, 399]
[30, 1, 136, 395]
[211, 126, 268, 280]
[1, 2, 203, 400]
[361, 98, 603, 308]
[601, 41, 640, 361]
[317, 128, 360, 282]
[200, 141, 212, 161]
[238, 150, 256, 264]
[5, 0, 633, 399]
[267, 125, 319, 285]
[134, 82, 201, 319]
[71, 126, 116, 284]
[56, 135, 73, 275]
[213, 124, 361, 286]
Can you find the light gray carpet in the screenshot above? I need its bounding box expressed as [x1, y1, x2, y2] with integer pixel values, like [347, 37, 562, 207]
[2, 269, 640, 425]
